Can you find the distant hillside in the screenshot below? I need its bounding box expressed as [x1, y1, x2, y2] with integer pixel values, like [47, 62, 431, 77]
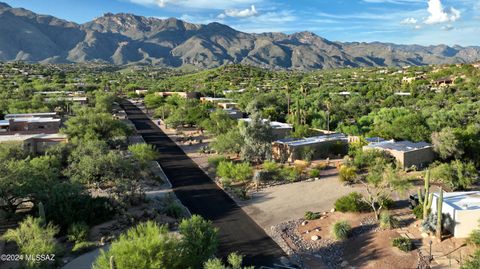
[1, 2, 480, 70]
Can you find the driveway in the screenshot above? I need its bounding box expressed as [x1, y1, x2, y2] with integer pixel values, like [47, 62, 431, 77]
[121, 100, 286, 267]
[242, 175, 363, 228]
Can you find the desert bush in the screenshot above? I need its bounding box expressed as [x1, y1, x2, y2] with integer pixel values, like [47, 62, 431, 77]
[467, 226, 480, 247]
[40, 182, 116, 231]
[309, 168, 320, 178]
[67, 222, 89, 243]
[3, 217, 60, 269]
[378, 196, 395, 209]
[304, 211, 320, 220]
[334, 192, 370, 213]
[422, 213, 454, 234]
[392, 237, 413, 252]
[216, 161, 253, 183]
[332, 220, 351, 240]
[280, 166, 301, 182]
[72, 241, 97, 254]
[379, 211, 400, 229]
[462, 250, 480, 269]
[208, 156, 229, 168]
[260, 161, 282, 181]
[413, 205, 423, 219]
[338, 165, 357, 183]
[164, 202, 185, 219]
[315, 162, 329, 170]
[93, 216, 218, 269]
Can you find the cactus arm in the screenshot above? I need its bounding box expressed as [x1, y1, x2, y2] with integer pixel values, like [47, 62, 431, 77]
[38, 201, 46, 226]
[418, 188, 424, 205]
[110, 256, 116, 269]
[436, 188, 443, 241]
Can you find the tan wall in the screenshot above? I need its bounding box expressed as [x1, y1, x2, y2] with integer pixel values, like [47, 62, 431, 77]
[363, 146, 435, 169]
[402, 148, 435, 169]
[9, 121, 60, 133]
[454, 210, 480, 238]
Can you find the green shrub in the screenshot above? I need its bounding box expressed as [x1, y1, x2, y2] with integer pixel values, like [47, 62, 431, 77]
[94, 216, 218, 269]
[260, 161, 282, 181]
[332, 221, 351, 240]
[40, 182, 116, 231]
[72, 241, 97, 254]
[208, 156, 228, 168]
[338, 165, 357, 183]
[467, 229, 480, 247]
[164, 202, 184, 219]
[413, 205, 423, 220]
[379, 211, 400, 229]
[309, 168, 320, 178]
[263, 160, 281, 173]
[392, 237, 413, 252]
[304, 211, 320, 220]
[3, 217, 60, 269]
[462, 249, 480, 269]
[216, 161, 253, 183]
[281, 166, 301, 182]
[334, 192, 370, 213]
[378, 196, 395, 209]
[67, 222, 89, 243]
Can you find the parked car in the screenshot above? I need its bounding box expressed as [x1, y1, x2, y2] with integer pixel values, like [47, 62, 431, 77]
[409, 194, 419, 209]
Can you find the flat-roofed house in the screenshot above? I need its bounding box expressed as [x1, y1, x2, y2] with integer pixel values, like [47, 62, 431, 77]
[200, 97, 232, 104]
[155, 91, 199, 99]
[272, 133, 349, 162]
[363, 140, 435, 169]
[217, 102, 238, 110]
[5, 112, 59, 119]
[0, 133, 68, 153]
[431, 191, 480, 238]
[0, 115, 61, 135]
[239, 118, 293, 139]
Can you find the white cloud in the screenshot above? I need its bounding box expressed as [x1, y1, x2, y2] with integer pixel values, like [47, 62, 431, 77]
[424, 0, 461, 24]
[222, 5, 258, 18]
[401, 17, 418, 24]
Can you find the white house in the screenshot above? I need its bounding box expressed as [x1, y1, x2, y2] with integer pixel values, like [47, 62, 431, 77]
[431, 191, 480, 238]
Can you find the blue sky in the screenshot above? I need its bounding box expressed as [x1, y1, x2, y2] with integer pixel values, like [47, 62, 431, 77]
[3, 0, 479, 46]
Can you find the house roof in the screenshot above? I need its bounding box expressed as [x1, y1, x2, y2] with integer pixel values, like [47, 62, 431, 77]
[239, 118, 293, 130]
[13, 117, 61, 123]
[365, 140, 432, 152]
[434, 191, 480, 211]
[275, 133, 347, 147]
[5, 112, 57, 119]
[0, 133, 67, 142]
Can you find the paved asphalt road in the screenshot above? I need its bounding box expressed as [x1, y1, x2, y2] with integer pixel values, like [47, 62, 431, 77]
[121, 100, 286, 266]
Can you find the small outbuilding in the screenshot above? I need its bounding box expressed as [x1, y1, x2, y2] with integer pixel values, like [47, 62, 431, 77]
[431, 191, 480, 238]
[363, 140, 435, 170]
[272, 133, 349, 162]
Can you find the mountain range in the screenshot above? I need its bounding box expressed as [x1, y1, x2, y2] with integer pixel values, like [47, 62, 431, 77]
[1, 2, 479, 70]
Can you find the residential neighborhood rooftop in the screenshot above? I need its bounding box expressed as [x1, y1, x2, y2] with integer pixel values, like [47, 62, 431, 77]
[275, 133, 348, 147]
[434, 191, 480, 211]
[0, 133, 67, 142]
[5, 112, 58, 119]
[365, 140, 432, 152]
[239, 118, 293, 129]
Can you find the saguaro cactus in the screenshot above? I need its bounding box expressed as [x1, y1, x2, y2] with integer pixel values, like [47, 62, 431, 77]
[417, 169, 433, 219]
[38, 201, 46, 226]
[436, 188, 443, 241]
